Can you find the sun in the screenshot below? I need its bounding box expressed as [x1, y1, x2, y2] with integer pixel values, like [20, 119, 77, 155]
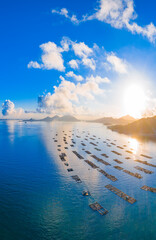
[123, 84, 146, 118]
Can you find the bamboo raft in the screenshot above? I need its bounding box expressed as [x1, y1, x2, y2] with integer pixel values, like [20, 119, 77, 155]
[89, 202, 108, 216]
[126, 150, 133, 154]
[113, 159, 123, 164]
[90, 142, 97, 146]
[135, 166, 153, 174]
[84, 160, 98, 169]
[140, 154, 152, 159]
[101, 153, 109, 158]
[114, 166, 124, 171]
[111, 150, 122, 156]
[91, 155, 111, 166]
[117, 146, 124, 149]
[67, 168, 73, 172]
[135, 160, 156, 168]
[123, 169, 142, 179]
[71, 175, 82, 183]
[85, 151, 91, 154]
[97, 169, 117, 181]
[141, 185, 156, 193]
[105, 184, 136, 204]
[94, 148, 101, 151]
[72, 151, 84, 159]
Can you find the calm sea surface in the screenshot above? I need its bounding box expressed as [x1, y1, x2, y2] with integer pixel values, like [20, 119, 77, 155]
[0, 120, 156, 240]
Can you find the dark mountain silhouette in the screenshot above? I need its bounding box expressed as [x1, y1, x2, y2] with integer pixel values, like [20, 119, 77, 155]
[92, 115, 135, 125]
[109, 116, 156, 136]
[25, 115, 79, 122]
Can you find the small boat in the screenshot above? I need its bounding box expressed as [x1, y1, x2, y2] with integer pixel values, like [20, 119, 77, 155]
[82, 190, 91, 196]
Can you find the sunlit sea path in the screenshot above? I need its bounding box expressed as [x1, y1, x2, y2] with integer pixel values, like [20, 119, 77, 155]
[0, 120, 156, 240]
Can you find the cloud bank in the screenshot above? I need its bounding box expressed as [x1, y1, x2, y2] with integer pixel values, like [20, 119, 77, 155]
[52, 0, 156, 43]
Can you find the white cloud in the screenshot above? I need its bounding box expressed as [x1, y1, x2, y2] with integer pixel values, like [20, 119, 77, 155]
[28, 41, 65, 71]
[106, 53, 128, 73]
[82, 57, 96, 70]
[53, 0, 156, 43]
[27, 61, 41, 69]
[52, 8, 79, 24]
[72, 42, 93, 58]
[66, 71, 83, 81]
[68, 59, 79, 69]
[86, 75, 111, 83]
[2, 100, 24, 117]
[37, 74, 109, 114]
[2, 100, 15, 116]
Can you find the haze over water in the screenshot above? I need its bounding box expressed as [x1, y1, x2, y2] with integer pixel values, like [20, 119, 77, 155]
[0, 120, 156, 240]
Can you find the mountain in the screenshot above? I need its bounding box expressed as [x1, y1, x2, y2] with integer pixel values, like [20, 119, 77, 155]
[59, 115, 78, 122]
[25, 115, 79, 122]
[40, 115, 60, 121]
[92, 115, 135, 126]
[109, 116, 156, 136]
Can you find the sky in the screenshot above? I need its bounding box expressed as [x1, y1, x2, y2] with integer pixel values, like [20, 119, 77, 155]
[1, 0, 156, 119]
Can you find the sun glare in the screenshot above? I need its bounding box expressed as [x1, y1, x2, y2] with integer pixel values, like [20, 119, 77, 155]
[124, 85, 146, 118]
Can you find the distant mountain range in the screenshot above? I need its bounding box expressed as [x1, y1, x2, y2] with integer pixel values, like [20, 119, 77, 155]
[92, 115, 135, 125]
[25, 115, 79, 122]
[109, 116, 156, 137]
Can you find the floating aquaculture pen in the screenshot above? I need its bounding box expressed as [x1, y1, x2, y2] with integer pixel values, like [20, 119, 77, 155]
[89, 202, 108, 216]
[67, 168, 73, 172]
[135, 160, 156, 168]
[94, 148, 101, 151]
[140, 154, 152, 159]
[97, 169, 117, 181]
[117, 146, 124, 149]
[90, 142, 97, 146]
[91, 155, 111, 166]
[135, 166, 153, 174]
[105, 184, 136, 204]
[84, 160, 98, 169]
[71, 175, 82, 183]
[114, 166, 124, 171]
[111, 150, 121, 156]
[85, 151, 91, 154]
[126, 150, 133, 154]
[101, 153, 109, 158]
[113, 159, 123, 164]
[72, 151, 84, 159]
[141, 185, 156, 193]
[123, 169, 142, 179]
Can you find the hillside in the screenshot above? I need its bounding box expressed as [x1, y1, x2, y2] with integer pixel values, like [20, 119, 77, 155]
[109, 116, 156, 136]
[92, 115, 135, 126]
[25, 115, 79, 122]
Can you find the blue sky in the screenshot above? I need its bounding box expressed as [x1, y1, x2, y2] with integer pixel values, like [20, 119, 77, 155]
[1, 0, 156, 119]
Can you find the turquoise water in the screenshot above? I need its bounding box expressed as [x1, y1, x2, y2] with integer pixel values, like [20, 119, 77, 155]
[0, 120, 156, 240]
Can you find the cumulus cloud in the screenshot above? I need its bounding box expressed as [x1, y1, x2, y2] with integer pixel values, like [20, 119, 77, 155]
[2, 100, 15, 116]
[106, 53, 128, 73]
[68, 59, 79, 69]
[72, 42, 93, 58]
[28, 41, 65, 71]
[37, 74, 110, 114]
[66, 71, 83, 81]
[86, 75, 111, 83]
[52, 0, 156, 43]
[82, 57, 96, 70]
[2, 100, 24, 117]
[28, 38, 97, 71]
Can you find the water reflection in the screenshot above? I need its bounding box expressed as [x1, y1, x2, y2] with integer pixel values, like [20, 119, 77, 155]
[128, 138, 139, 155]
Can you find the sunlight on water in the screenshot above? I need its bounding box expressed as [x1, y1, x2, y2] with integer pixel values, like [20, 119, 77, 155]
[0, 121, 156, 240]
[128, 138, 139, 155]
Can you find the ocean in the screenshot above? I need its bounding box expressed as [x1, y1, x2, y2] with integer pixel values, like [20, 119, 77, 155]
[0, 120, 156, 240]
